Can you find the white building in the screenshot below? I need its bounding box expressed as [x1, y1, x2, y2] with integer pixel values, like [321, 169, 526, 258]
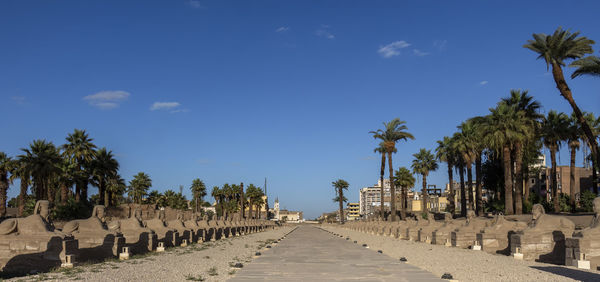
[359, 179, 391, 216]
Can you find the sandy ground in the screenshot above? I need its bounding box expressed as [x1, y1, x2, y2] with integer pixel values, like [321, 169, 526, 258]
[321, 225, 600, 282]
[8, 226, 295, 282]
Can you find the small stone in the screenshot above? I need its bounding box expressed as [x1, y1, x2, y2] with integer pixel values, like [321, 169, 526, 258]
[255, 252, 261, 256]
[362, 244, 368, 247]
[354, 241, 357, 243]
[234, 262, 244, 268]
[266, 245, 272, 248]
[441, 273, 453, 279]
[346, 238, 349, 240]
[377, 250, 383, 253]
[399, 257, 407, 262]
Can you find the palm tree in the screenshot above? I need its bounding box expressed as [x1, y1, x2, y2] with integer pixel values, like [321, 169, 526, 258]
[9, 158, 30, 216]
[373, 142, 396, 219]
[454, 121, 477, 212]
[452, 132, 468, 217]
[500, 90, 542, 214]
[129, 172, 152, 204]
[20, 140, 61, 203]
[91, 147, 119, 206]
[541, 111, 570, 212]
[106, 175, 126, 206]
[436, 136, 456, 214]
[524, 28, 599, 191]
[582, 112, 600, 192]
[0, 152, 12, 217]
[571, 55, 600, 78]
[370, 118, 415, 221]
[411, 149, 438, 213]
[211, 186, 223, 219]
[190, 178, 207, 213]
[567, 113, 581, 210]
[245, 184, 263, 219]
[482, 103, 531, 215]
[394, 167, 415, 217]
[332, 179, 349, 224]
[63, 129, 97, 203]
[467, 117, 487, 216]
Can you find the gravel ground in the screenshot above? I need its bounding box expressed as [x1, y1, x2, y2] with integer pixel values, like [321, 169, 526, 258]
[9, 226, 294, 282]
[322, 225, 600, 282]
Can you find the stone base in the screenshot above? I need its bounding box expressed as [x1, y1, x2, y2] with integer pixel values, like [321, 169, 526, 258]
[510, 232, 568, 265]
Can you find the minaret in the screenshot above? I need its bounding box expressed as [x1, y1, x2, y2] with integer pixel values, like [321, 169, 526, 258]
[274, 197, 280, 220]
[264, 177, 270, 219]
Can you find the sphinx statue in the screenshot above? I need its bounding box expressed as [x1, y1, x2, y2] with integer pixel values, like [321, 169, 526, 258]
[476, 213, 528, 254]
[0, 200, 78, 273]
[510, 204, 575, 264]
[451, 210, 491, 248]
[167, 212, 194, 244]
[197, 214, 215, 241]
[62, 205, 125, 261]
[145, 209, 178, 247]
[184, 213, 204, 242]
[109, 206, 157, 254]
[418, 213, 448, 243]
[566, 197, 600, 269]
[432, 213, 467, 246]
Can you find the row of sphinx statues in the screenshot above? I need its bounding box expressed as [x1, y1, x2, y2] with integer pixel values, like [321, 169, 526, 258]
[0, 201, 277, 275]
[338, 197, 600, 271]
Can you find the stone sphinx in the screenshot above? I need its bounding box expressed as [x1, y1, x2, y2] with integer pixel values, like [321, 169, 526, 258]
[0, 200, 78, 273]
[167, 212, 194, 244]
[510, 204, 575, 264]
[404, 214, 432, 241]
[184, 214, 204, 242]
[144, 210, 178, 247]
[476, 214, 528, 254]
[62, 205, 125, 261]
[566, 197, 600, 270]
[197, 215, 215, 241]
[432, 214, 466, 246]
[451, 210, 491, 248]
[418, 213, 448, 243]
[109, 207, 157, 254]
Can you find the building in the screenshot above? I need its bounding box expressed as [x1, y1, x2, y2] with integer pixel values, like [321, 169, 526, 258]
[270, 198, 303, 223]
[528, 165, 594, 202]
[346, 202, 360, 221]
[359, 179, 391, 216]
[446, 181, 491, 213]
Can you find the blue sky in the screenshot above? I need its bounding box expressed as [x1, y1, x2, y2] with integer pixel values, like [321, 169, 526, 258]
[1, 0, 599, 219]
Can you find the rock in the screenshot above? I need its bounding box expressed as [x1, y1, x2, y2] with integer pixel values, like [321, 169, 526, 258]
[233, 262, 244, 268]
[399, 257, 407, 262]
[255, 252, 261, 256]
[377, 250, 383, 253]
[441, 273, 453, 279]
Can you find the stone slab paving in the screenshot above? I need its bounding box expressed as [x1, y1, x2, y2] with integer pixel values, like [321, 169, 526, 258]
[229, 225, 443, 282]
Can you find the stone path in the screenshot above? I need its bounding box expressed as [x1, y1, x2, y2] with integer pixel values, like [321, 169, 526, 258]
[229, 225, 443, 281]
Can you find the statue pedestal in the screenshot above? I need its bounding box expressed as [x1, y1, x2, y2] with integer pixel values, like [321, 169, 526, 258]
[566, 237, 600, 270]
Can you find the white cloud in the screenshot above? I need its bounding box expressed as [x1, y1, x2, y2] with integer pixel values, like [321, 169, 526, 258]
[315, 25, 335, 39]
[413, 49, 429, 56]
[276, 26, 290, 33]
[150, 102, 181, 111]
[480, 81, 489, 85]
[433, 40, 447, 51]
[11, 96, 26, 105]
[188, 0, 203, 9]
[83, 90, 130, 109]
[378, 41, 411, 58]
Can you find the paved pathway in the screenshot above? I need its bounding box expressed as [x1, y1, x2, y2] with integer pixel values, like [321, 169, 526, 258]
[229, 225, 442, 282]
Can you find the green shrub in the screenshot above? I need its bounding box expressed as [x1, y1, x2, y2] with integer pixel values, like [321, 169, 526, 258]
[51, 198, 91, 220]
[579, 190, 597, 212]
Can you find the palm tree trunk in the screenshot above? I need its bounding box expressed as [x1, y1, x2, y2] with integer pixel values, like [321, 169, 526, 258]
[550, 147, 559, 212]
[82, 179, 88, 203]
[338, 188, 344, 224]
[240, 183, 245, 220]
[503, 146, 514, 215]
[402, 185, 407, 218]
[447, 162, 455, 214]
[459, 165, 466, 217]
[18, 180, 27, 217]
[60, 183, 68, 205]
[387, 152, 396, 221]
[466, 162, 473, 211]
[514, 143, 524, 215]
[569, 144, 577, 210]
[75, 180, 81, 202]
[379, 153, 386, 219]
[475, 155, 483, 216]
[47, 181, 54, 205]
[421, 174, 428, 212]
[99, 178, 105, 206]
[104, 189, 110, 207]
[0, 172, 7, 217]
[249, 200, 253, 219]
[551, 62, 599, 192]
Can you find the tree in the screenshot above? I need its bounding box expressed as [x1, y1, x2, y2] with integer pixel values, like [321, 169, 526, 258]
[453, 121, 477, 212]
[91, 147, 119, 207]
[567, 113, 582, 210]
[541, 111, 570, 212]
[394, 167, 415, 218]
[373, 142, 395, 219]
[19, 140, 61, 203]
[190, 178, 207, 213]
[436, 136, 456, 214]
[129, 172, 152, 204]
[332, 179, 349, 224]
[0, 152, 12, 217]
[245, 184, 263, 219]
[9, 157, 30, 216]
[62, 129, 97, 203]
[482, 103, 532, 215]
[499, 90, 542, 214]
[106, 175, 126, 206]
[411, 149, 438, 213]
[571, 55, 600, 78]
[370, 118, 415, 221]
[524, 28, 599, 193]
[211, 186, 223, 219]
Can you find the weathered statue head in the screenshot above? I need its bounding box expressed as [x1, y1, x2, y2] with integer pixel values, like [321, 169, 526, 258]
[134, 208, 142, 220]
[444, 213, 452, 222]
[203, 214, 208, 221]
[158, 209, 166, 220]
[593, 197, 600, 215]
[466, 210, 475, 221]
[92, 205, 106, 220]
[177, 212, 184, 221]
[34, 200, 50, 221]
[532, 204, 545, 220]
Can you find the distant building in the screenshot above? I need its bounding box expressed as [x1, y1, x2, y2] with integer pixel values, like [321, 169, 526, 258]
[346, 202, 360, 221]
[528, 165, 594, 202]
[359, 179, 391, 216]
[446, 181, 491, 213]
[270, 198, 303, 222]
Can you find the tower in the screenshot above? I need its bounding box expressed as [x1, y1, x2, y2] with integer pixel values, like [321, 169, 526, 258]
[274, 197, 280, 220]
